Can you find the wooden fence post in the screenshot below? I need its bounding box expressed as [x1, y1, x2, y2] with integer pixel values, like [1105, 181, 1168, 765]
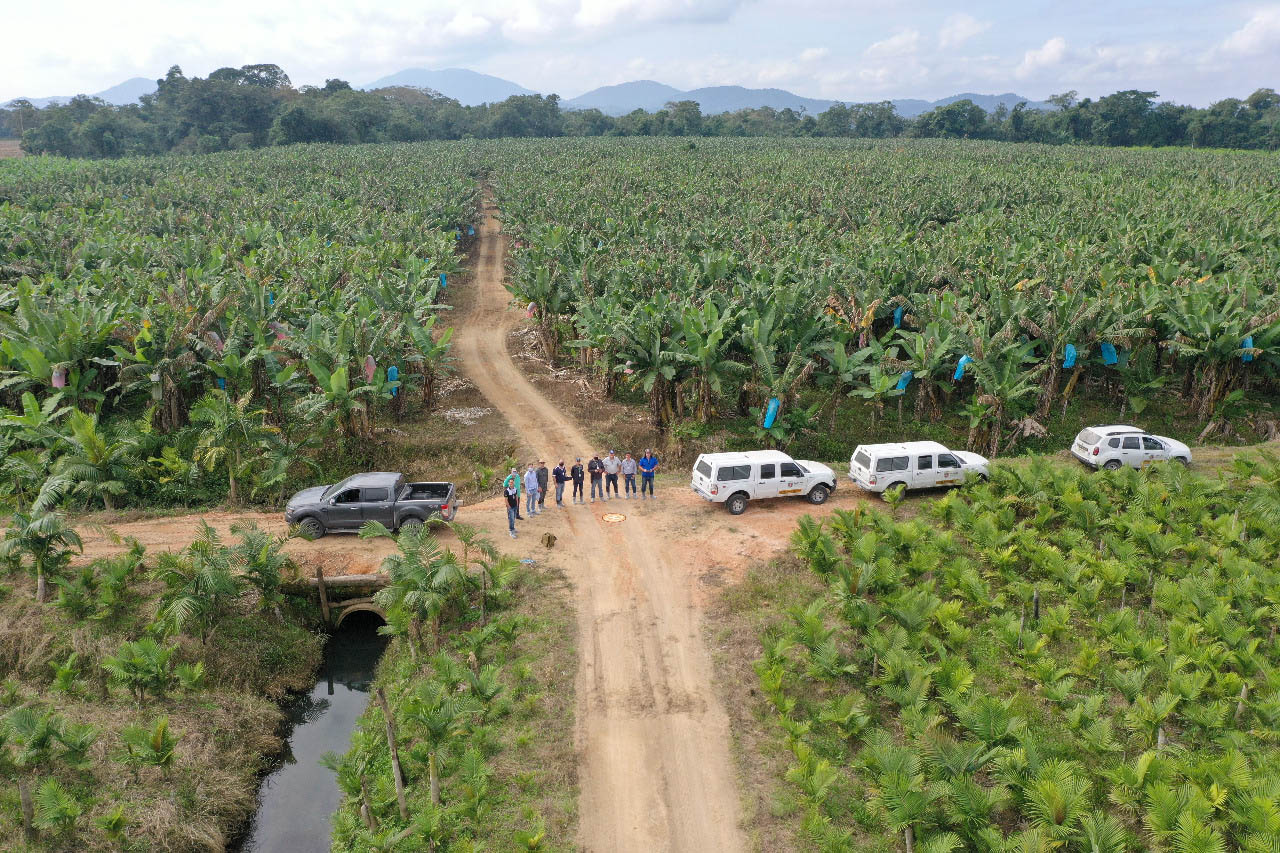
[316, 567, 331, 624]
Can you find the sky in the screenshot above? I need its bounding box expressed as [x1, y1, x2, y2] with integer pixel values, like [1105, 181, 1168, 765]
[4, 0, 1279, 106]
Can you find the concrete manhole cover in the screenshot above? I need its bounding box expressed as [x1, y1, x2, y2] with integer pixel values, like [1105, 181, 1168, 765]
[601, 513, 626, 523]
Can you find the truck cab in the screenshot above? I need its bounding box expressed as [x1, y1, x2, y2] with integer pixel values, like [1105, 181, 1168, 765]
[691, 450, 836, 515]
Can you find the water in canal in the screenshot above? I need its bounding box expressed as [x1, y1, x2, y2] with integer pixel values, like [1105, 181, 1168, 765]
[235, 610, 388, 852]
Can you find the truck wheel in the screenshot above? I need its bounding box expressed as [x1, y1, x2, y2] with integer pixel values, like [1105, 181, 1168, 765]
[881, 483, 906, 501]
[1103, 460, 1122, 471]
[726, 493, 749, 515]
[298, 517, 325, 540]
[806, 484, 830, 505]
[400, 518, 424, 536]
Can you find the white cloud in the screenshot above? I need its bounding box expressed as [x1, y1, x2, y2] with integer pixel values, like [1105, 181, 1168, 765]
[1015, 36, 1067, 79]
[864, 29, 920, 59]
[442, 11, 493, 39]
[799, 47, 830, 63]
[938, 14, 989, 49]
[1216, 6, 1280, 56]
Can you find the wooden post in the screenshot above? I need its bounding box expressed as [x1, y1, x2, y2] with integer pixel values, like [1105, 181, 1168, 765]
[1032, 588, 1040, 623]
[18, 779, 35, 842]
[376, 688, 410, 821]
[316, 567, 331, 625]
[1236, 683, 1249, 724]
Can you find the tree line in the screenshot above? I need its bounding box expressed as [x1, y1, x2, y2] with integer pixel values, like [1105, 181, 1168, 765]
[3, 63, 1278, 157]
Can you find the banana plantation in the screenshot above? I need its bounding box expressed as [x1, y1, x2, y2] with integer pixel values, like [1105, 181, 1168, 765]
[1, 144, 477, 513]
[772, 454, 1280, 852]
[493, 138, 1280, 453]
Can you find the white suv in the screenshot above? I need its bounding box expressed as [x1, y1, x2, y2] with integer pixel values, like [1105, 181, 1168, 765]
[691, 450, 837, 515]
[1071, 425, 1191, 470]
[848, 441, 989, 497]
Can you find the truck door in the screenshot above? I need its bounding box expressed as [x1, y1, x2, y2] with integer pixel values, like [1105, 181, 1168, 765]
[778, 462, 806, 496]
[936, 453, 964, 486]
[322, 487, 364, 530]
[755, 463, 781, 499]
[1141, 436, 1165, 466]
[360, 486, 395, 527]
[1120, 435, 1142, 468]
[913, 454, 936, 489]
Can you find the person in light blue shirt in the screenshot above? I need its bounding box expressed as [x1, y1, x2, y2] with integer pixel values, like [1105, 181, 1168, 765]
[638, 449, 659, 499]
[524, 465, 541, 516]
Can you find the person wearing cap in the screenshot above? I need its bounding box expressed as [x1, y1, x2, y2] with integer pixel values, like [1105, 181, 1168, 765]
[502, 467, 524, 518]
[570, 457, 585, 503]
[552, 460, 569, 506]
[621, 451, 638, 498]
[638, 448, 659, 499]
[587, 454, 605, 502]
[602, 450, 621, 499]
[536, 460, 550, 510]
[524, 464, 541, 516]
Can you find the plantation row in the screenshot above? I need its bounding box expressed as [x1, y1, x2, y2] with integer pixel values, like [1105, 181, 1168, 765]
[493, 138, 1280, 454]
[0, 144, 477, 513]
[764, 455, 1280, 852]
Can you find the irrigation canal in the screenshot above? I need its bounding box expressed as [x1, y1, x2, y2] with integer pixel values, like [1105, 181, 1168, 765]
[234, 610, 388, 851]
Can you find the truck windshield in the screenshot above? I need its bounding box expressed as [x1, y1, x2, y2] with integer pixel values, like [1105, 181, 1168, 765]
[321, 477, 353, 499]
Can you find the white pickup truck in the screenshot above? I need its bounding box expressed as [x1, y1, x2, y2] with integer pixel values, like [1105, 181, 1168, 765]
[691, 450, 837, 515]
[848, 441, 989, 497]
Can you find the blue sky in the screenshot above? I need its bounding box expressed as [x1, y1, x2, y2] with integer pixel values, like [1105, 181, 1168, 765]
[5, 0, 1278, 105]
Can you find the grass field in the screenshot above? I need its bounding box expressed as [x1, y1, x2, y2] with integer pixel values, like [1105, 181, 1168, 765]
[0, 139, 23, 158]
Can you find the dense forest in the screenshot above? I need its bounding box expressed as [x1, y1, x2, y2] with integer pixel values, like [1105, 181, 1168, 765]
[3, 63, 1278, 157]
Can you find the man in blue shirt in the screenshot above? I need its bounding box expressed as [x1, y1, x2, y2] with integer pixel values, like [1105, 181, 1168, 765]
[638, 448, 659, 499]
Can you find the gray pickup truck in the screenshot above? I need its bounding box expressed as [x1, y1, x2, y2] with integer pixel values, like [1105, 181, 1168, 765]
[283, 471, 458, 538]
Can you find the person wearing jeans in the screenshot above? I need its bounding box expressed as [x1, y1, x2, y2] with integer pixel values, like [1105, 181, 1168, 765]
[638, 449, 659, 499]
[502, 467, 523, 518]
[504, 482, 519, 538]
[603, 450, 621, 499]
[571, 458, 585, 503]
[553, 461, 569, 506]
[524, 465, 541, 515]
[621, 452, 638, 498]
[588, 455, 605, 501]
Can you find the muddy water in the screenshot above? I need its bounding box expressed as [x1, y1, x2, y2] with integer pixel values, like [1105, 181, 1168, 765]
[235, 611, 387, 852]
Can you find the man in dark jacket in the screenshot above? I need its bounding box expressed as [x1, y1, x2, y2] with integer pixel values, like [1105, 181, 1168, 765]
[536, 461, 550, 510]
[570, 457, 585, 504]
[504, 481, 519, 538]
[552, 460, 569, 506]
[588, 454, 605, 502]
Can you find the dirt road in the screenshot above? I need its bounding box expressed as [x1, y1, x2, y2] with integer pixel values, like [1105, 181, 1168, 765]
[455, 197, 747, 852]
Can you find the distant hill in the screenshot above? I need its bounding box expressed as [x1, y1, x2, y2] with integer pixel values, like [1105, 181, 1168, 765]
[892, 92, 1055, 118]
[7, 76, 156, 108]
[564, 81, 836, 115]
[362, 68, 534, 105]
[564, 81, 1049, 117]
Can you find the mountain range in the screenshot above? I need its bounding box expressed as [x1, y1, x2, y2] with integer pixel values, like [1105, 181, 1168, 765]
[10, 77, 158, 108]
[7, 68, 1051, 117]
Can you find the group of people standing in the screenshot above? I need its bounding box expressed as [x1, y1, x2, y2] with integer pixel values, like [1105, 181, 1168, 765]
[501, 449, 660, 538]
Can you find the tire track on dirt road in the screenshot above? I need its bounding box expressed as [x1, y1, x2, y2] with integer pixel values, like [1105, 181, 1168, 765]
[453, 195, 746, 852]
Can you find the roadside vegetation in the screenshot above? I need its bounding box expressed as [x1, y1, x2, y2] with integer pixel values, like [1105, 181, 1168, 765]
[494, 137, 1278, 462]
[323, 521, 577, 851]
[730, 451, 1280, 851]
[0, 523, 322, 850]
